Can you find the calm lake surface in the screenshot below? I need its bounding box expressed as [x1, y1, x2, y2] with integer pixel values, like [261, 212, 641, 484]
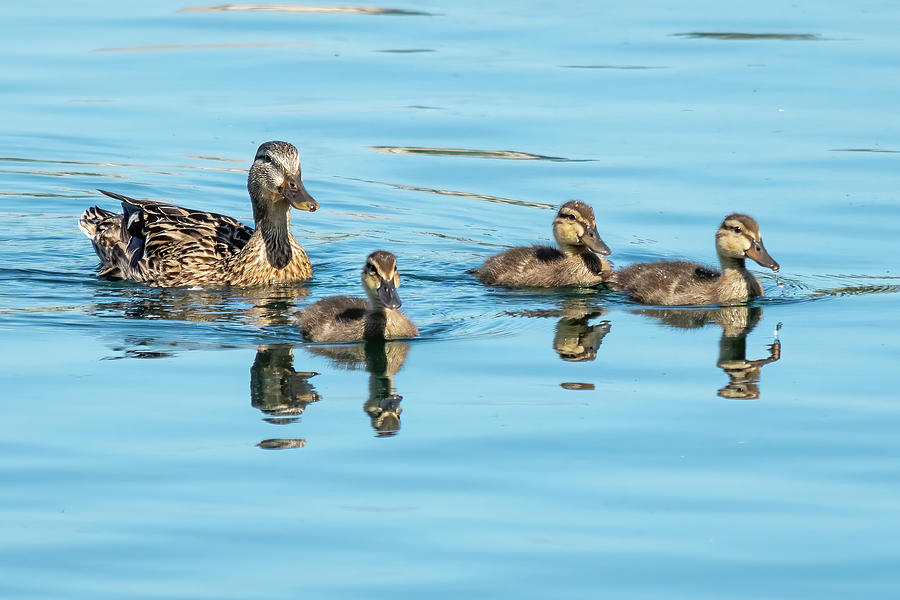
[2, 1, 900, 598]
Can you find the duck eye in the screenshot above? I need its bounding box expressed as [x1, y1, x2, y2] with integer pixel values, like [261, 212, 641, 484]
[258, 155, 273, 164]
[732, 226, 741, 233]
[564, 214, 576, 221]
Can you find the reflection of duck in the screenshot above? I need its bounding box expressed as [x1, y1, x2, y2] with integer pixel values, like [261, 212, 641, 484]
[91, 285, 307, 328]
[78, 141, 319, 287]
[306, 340, 410, 437]
[636, 306, 781, 399]
[250, 345, 320, 423]
[610, 214, 779, 305]
[472, 201, 612, 287]
[298, 251, 419, 342]
[508, 297, 611, 362]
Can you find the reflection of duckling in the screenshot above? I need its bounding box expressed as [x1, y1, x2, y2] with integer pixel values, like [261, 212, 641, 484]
[472, 201, 612, 287]
[554, 317, 611, 362]
[636, 306, 781, 399]
[509, 297, 611, 362]
[610, 214, 779, 305]
[257, 438, 308, 450]
[298, 251, 419, 342]
[365, 392, 404, 437]
[637, 304, 761, 336]
[717, 327, 781, 400]
[78, 141, 319, 287]
[305, 340, 410, 437]
[250, 345, 320, 423]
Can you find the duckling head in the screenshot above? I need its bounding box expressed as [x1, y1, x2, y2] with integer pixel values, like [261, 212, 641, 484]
[715, 214, 779, 271]
[362, 251, 403, 310]
[248, 141, 319, 221]
[552, 201, 611, 257]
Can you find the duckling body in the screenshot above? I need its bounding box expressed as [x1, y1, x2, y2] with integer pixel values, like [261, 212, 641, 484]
[298, 251, 419, 342]
[472, 201, 611, 287]
[78, 141, 319, 287]
[609, 214, 779, 306]
[298, 296, 419, 341]
[474, 245, 609, 287]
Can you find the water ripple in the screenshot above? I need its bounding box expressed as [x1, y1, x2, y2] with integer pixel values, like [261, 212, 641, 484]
[0, 155, 245, 174]
[349, 177, 555, 210]
[562, 64, 666, 70]
[755, 273, 900, 305]
[370, 146, 585, 161]
[674, 32, 825, 40]
[95, 42, 313, 52]
[377, 48, 434, 54]
[830, 148, 900, 154]
[178, 5, 435, 16]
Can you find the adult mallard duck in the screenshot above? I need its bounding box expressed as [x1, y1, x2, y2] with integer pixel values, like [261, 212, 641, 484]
[78, 141, 319, 287]
[298, 251, 419, 342]
[608, 214, 779, 305]
[471, 200, 612, 287]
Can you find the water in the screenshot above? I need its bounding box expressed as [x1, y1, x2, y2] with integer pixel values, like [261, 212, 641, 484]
[2, 1, 900, 597]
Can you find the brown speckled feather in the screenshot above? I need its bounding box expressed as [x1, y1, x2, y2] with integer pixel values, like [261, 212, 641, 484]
[472, 245, 611, 287]
[79, 190, 311, 287]
[298, 295, 419, 342]
[78, 141, 318, 288]
[609, 260, 763, 305]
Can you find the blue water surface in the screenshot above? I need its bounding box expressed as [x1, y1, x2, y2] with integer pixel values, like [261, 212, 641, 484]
[1, 1, 899, 598]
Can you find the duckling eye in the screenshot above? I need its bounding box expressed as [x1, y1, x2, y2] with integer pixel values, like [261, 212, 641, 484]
[731, 225, 742, 233]
[564, 214, 576, 221]
[258, 154, 273, 164]
[364, 264, 376, 274]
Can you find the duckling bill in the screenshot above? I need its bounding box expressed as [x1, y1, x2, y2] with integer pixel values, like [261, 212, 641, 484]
[471, 201, 612, 287]
[297, 251, 419, 342]
[609, 213, 779, 306]
[78, 141, 318, 287]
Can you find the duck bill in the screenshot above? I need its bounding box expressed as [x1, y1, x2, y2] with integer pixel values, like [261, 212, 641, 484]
[580, 227, 611, 256]
[283, 174, 319, 212]
[746, 239, 780, 271]
[377, 280, 402, 310]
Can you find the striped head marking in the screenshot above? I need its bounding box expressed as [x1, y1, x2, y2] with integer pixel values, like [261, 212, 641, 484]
[716, 213, 779, 270]
[248, 141, 318, 213]
[362, 251, 403, 310]
[553, 201, 610, 256]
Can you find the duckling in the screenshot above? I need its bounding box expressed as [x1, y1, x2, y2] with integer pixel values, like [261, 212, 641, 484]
[298, 251, 419, 342]
[471, 200, 612, 287]
[609, 214, 779, 305]
[78, 141, 319, 287]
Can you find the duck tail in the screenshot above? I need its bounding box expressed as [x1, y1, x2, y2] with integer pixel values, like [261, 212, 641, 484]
[78, 206, 115, 239]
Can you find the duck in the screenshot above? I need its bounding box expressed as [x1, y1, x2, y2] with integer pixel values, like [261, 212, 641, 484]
[77, 141, 319, 287]
[471, 200, 612, 287]
[297, 251, 419, 342]
[608, 213, 779, 305]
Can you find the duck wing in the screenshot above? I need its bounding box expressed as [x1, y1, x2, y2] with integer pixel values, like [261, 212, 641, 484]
[297, 296, 369, 342]
[97, 190, 255, 284]
[610, 260, 721, 305]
